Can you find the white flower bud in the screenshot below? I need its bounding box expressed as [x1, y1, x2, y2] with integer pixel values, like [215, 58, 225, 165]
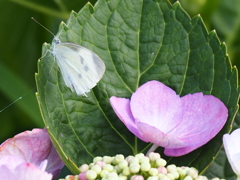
[91, 164, 102, 174]
[122, 167, 130, 176]
[167, 164, 177, 173]
[141, 162, 151, 171]
[135, 153, 145, 160]
[113, 154, 125, 165]
[166, 173, 175, 180]
[118, 175, 128, 180]
[106, 172, 118, 179]
[156, 158, 167, 167]
[129, 157, 139, 164]
[158, 173, 171, 180]
[139, 156, 150, 164]
[79, 164, 89, 172]
[131, 175, 144, 180]
[149, 168, 158, 176]
[94, 161, 106, 168]
[103, 164, 114, 172]
[148, 152, 161, 162]
[85, 170, 97, 180]
[177, 167, 187, 177]
[89, 163, 94, 168]
[100, 170, 109, 178]
[114, 165, 122, 173]
[118, 160, 128, 169]
[171, 170, 179, 179]
[103, 156, 113, 164]
[126, 155, 134, 163]
[187, 167, 198, 178]
[158, 167, 168, 174]
[147, 176, 158, 180]
[195, 176, 208, 180]
[93, 156, 103, 163]
[129, 163, 141, 173]
[183, 175, 193, 180]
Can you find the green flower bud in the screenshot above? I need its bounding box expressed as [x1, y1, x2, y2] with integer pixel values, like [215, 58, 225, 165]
[149, 168, 158, 176]
[141, 162, 151, 172]
[86, 170, 97, 180]
[79, 164, 89, 172]
[156, 158, 167, 167]
[129, 163, 141, 173]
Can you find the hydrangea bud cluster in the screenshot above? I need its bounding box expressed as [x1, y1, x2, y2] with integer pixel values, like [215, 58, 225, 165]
[59, 152, 224, 180]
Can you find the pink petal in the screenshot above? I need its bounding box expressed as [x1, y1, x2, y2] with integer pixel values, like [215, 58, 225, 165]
[0, 163, 53, 180]
[136, 122, 187, 148]
[110, 96, 144, 140]
[0, 128, 64, 178]
[130, 81, 183, 132]
[0, 129, 51, 165]
[223, 129, 240, 175]
[0, 155, 25, 170]
[164, 93, 228, 156]
[45, 144, 65, 179]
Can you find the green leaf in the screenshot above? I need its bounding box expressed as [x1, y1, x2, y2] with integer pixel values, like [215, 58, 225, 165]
[35, 0, 239, 174]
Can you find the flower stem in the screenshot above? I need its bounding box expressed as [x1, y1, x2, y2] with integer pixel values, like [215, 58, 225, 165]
[146, 144, 159, 156]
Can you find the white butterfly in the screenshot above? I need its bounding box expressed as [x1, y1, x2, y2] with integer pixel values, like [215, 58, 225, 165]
[33, 18, 106, 96]
[49, 37, 105, 96]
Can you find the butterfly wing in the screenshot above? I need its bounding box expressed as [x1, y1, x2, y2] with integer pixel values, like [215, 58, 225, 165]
[52, 42, 105, 96]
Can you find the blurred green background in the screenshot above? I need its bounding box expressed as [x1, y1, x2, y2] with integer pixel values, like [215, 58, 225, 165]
[0, 0, 239, 178]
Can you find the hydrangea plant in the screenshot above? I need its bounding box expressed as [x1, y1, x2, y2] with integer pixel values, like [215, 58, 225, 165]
[1, 0, 239, 179]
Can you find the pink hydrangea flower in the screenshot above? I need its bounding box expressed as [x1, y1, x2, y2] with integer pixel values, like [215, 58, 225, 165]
[110, 80, 228, 156]
[0, 128, 64, 179]
[223, 128, 240, 177]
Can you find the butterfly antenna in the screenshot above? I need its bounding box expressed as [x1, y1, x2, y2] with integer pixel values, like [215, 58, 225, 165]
[31, 17, 56, 37]
[0, 87, 36, 113]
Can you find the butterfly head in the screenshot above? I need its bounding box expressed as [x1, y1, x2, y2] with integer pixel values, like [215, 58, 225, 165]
[53, 37, 61, 47]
